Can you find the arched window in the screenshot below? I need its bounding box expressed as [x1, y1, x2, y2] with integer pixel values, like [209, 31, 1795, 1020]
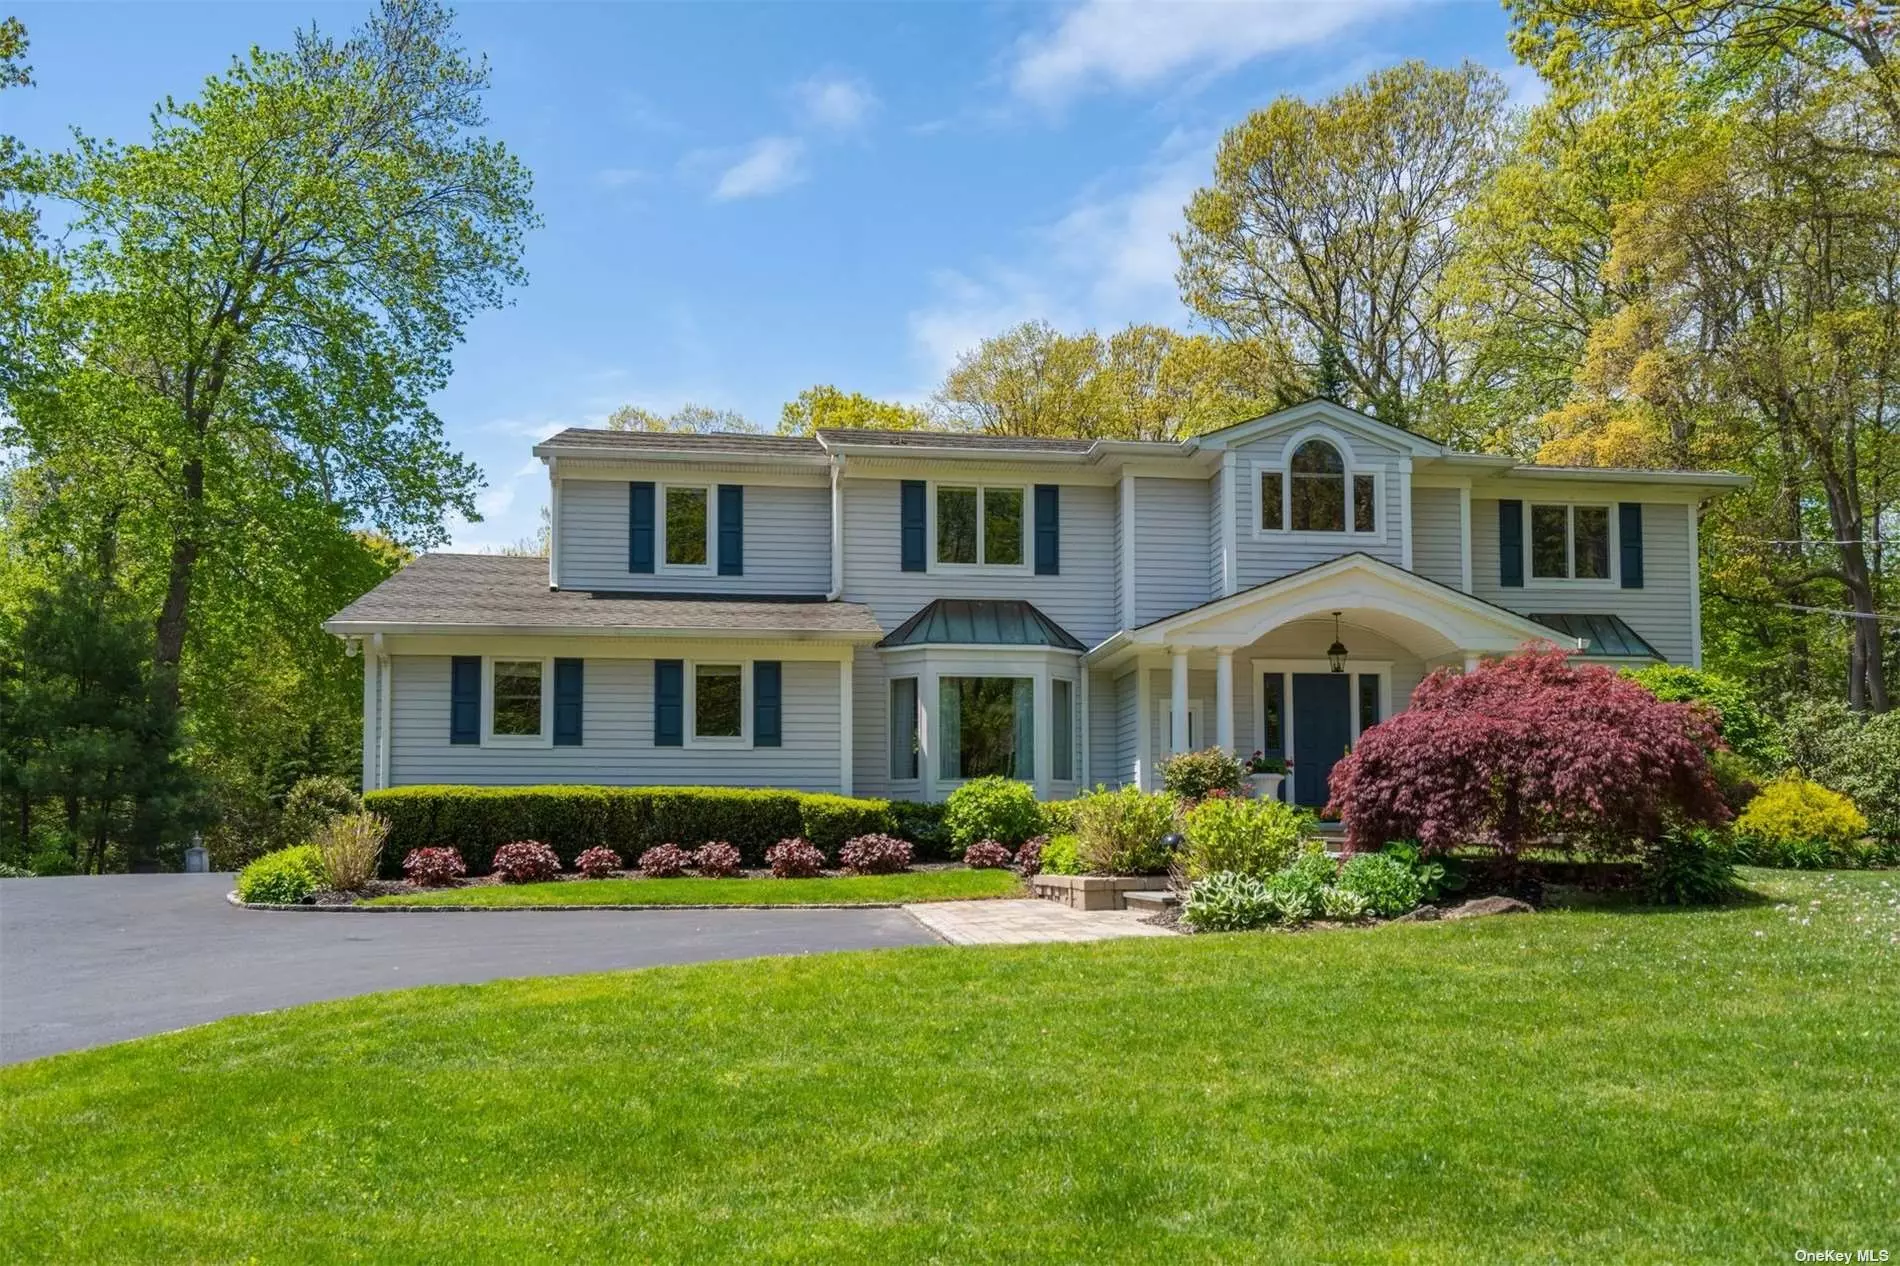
[1290, 439, 1346, 532]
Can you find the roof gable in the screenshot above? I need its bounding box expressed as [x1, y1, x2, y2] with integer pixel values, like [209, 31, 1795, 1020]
[1192, 399, 1445, 459]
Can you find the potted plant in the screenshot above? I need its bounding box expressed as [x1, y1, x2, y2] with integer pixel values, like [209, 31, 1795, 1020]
[1244, 752, 1286, 802]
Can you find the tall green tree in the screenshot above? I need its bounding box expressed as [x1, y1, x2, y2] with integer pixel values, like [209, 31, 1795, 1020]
[5, 0, 535, 717]
[1177, 61, 1509, 432]
[606, 403, 760, 433]
[778, 384, 931, 434]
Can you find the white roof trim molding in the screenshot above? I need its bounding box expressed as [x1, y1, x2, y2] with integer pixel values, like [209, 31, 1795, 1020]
[1190, 399, 1446, 459]
[1095, 552, 1574, 663]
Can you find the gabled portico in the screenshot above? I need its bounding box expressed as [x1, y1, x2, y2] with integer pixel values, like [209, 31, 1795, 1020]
[1088, 553, 1575, 798]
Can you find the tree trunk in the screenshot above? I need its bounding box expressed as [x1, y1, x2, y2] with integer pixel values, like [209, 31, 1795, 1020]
[151, 458, 204, 710]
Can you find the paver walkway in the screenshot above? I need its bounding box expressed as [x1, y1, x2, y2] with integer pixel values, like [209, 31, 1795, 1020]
[904, 897, 1177, 945]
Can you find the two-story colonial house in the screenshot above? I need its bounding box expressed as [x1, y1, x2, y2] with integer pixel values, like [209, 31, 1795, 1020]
[325, 400, 1748, 808]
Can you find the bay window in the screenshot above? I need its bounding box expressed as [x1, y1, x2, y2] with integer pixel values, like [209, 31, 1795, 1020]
[938, 676, 1034, 781]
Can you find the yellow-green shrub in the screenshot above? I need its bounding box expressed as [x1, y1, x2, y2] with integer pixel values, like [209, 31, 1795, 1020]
[1733, 775, 1867, 868]
[1180, 795, 1314, 882]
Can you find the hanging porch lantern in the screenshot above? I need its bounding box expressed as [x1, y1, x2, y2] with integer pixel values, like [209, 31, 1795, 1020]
[1326, 610, 1349, 674]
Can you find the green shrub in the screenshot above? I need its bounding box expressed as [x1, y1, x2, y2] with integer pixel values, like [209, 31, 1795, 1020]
[799, 795, 894, 856]
[1039, 833, 1084, 876]
[1733, 774, 1868, 868]
[27, 838, 81, 876]
[1333, 851, 1426, 917]
[1708, 749, 1764, 815]
[1160, 747, 1246, 801]
[943, 777, 1043, 851]
[237, 845, 325, 904]
[1783, 701, 1900, 845]
[0, 861, 34, 879]
[313, 812, 389, 892]
[1264, 845, 1337, 924]
[1377, 840, 1448, 901]
[1642, 825, 1738, 906]
[1038, 799, 1077, 836]
[365, 785, 898, 873]
[1072, 785, 1180, 876]
[279, 775, 364, 849]
[1180, 795, 1313, 882]
[1623, 665, 1783, 769]
[888, 800, 952, 860]
[1181, 871, 1275, 931]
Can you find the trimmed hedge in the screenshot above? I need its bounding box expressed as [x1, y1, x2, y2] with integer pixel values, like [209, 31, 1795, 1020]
[366, 785, 907, 874]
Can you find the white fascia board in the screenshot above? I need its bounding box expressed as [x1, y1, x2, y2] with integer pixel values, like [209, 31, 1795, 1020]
[1497, 465, 1752, 489]
[320, 620, 885, 644]
[529, 442, 830, 471]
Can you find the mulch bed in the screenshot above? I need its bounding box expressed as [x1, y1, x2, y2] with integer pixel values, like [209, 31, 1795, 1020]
[306, 861, 975, 905]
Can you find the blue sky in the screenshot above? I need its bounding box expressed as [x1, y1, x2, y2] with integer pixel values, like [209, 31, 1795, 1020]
[11, 1, 1530, 550]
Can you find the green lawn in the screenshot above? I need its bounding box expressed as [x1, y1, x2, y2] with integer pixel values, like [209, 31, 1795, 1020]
[4, 869, 1897, 1263]
[360, 867, 1023, 907]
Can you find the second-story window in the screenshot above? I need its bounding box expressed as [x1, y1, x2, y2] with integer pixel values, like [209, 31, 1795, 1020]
[1259, 437, 1378, 535]
[1530, 502, 1612, 581]
[936, 484, 1023, 566]
[664, 485, 709, 567]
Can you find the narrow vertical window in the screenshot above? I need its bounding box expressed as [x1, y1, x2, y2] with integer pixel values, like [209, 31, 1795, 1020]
[1352, 474, 1376, 532]
[983, 488, 1023, 565]
[1052, 678, 1074, 782]
[1574, 506, 1610, 579]
[1260, 472, 1283, 530]
[1358, 674, 1379, 735]
[1263, 675, 1284, 755]
[1531, 504, 1570, 579]
[888, 677, 918, 781]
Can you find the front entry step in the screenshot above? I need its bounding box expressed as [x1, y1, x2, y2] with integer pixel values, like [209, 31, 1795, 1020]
[1121, 889, 1179, 913]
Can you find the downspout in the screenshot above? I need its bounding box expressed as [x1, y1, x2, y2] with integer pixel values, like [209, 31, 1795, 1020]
[827, 453, 845, 601]
[374, 632, 391, 791]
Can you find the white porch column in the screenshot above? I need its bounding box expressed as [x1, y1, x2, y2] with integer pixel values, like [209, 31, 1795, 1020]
[1170, 651, 1190, 756]
[1464, 652, 1481, 674]
[1215, 650, 1235, 752]
[359, 642, 379, 792]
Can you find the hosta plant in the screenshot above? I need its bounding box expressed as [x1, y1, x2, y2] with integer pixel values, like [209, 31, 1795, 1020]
[1263, 845, 1337, 924]
[1331, 851, 1425, 918]
[575, 847, 623, 878]
[962, 839, 1014, 870]
[1642, 825, 1738, 906]
[766, 837, 826, 879]
[693, 841, 743, 878]
[838, 833, 913, 875]
[1181, 871, 1275, 932]
[492, 840, 562, 884]
[636, 843, 693, 879]
[402, 846, 466, 887]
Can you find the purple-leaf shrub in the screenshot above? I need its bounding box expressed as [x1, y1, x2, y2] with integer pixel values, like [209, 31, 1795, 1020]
[403, 846, 466, 887]
[1014, 834, 1047, 877]
[1327, 648, 1728, 857]
[838, 833, 913, 875]
[637, 843, 693, 879]
[491, 840, 562, 884]
[962, 839, 1013, 870]
[766, 837, 826, 879]
[693, 841, 743, 878]
[575, 847, 623, 878]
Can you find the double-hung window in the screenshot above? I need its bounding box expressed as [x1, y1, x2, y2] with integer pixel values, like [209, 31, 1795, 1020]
[663, 484, 710, 569]
[483, 657, 553, 744]
[1529, 503, 1612, 581]
[935, 484, 1024, 567]
[690, 662, 744, 742]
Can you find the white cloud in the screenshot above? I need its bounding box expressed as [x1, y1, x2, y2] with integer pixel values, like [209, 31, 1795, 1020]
[712, 136, 807, 201]
[1010, 0, 1404, 107]
[795, 73, 878, 132]
[907, 132, 1211, 378]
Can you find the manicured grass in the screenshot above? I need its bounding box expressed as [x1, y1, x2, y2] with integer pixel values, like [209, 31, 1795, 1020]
[4, 869, 1897, 1262]
[360, 867, 1023, 907]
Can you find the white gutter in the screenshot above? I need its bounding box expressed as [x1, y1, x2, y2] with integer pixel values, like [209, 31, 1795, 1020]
[322, 620, 885, 644]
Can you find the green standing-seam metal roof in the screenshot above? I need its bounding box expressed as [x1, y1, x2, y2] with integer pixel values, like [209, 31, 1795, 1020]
[1530, 613, 1662, 659]
[878, 599, 1086, 651]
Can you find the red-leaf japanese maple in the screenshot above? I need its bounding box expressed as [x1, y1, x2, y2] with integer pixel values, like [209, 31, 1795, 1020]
[1327, 649, 1727, 856]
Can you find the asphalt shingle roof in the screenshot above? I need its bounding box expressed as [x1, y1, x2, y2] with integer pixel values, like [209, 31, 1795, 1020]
[325, 554, 883, 638]
[816, 428, 1099, 453]
[538, 428, 827, 456]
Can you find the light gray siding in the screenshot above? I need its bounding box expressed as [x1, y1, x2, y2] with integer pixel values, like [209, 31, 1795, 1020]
[1411, 485, 1464, 591]
[1472, 497, 1695, 664]
[557, 478, 832, 594]
[840, 478, 1119, 645]
[1113, 670, 1137, 788]
[1088, 668, 1119, 789]
[851, 646, 923, 802]
[387, 655, 840, 789]
[1230, 428, 1406, 588]
[1132, 477, 1212, 625]
[1208, 466, 1226, 597]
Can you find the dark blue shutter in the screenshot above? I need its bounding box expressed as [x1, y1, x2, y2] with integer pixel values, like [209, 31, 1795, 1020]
[629, 481, 655, 574]
[1619, 502, 1644, 589]
[1498, 500, 1524, 588]
[717, 484, 743, 576]
[753, 661, 782, 747]
[449, 656, 481, 745]
[1034, 484, 1060, 575]
[553, 658, 583, 746]
[654, 660, 683, 747]
[900, 480, 926, 572]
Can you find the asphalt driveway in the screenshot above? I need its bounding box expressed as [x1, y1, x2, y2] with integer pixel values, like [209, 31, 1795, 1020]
[0, 874, 938, 1065]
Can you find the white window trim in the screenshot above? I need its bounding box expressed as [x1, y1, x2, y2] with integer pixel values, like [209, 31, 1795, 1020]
[1248, 658, 1394, 792]
[1249, 426, 1387, 544]
[482, 655, 554, 747]
[879, 645, 1079, 799]
[1524, 501, 1619, 589]
[686, 657, 752, 748]
[888, 675, 921, 783]
[1051, 676, 1078, 784]
[926, 479, 1031, 573]
[658, 481, 716, 574]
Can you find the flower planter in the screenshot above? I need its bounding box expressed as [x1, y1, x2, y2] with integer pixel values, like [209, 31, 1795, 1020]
[1247, 772, 1285, 802]
[1028, 873, 1171, 911]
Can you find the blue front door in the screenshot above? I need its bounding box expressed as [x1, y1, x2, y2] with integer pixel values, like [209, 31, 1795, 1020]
[1292, 673, 1352, 807]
